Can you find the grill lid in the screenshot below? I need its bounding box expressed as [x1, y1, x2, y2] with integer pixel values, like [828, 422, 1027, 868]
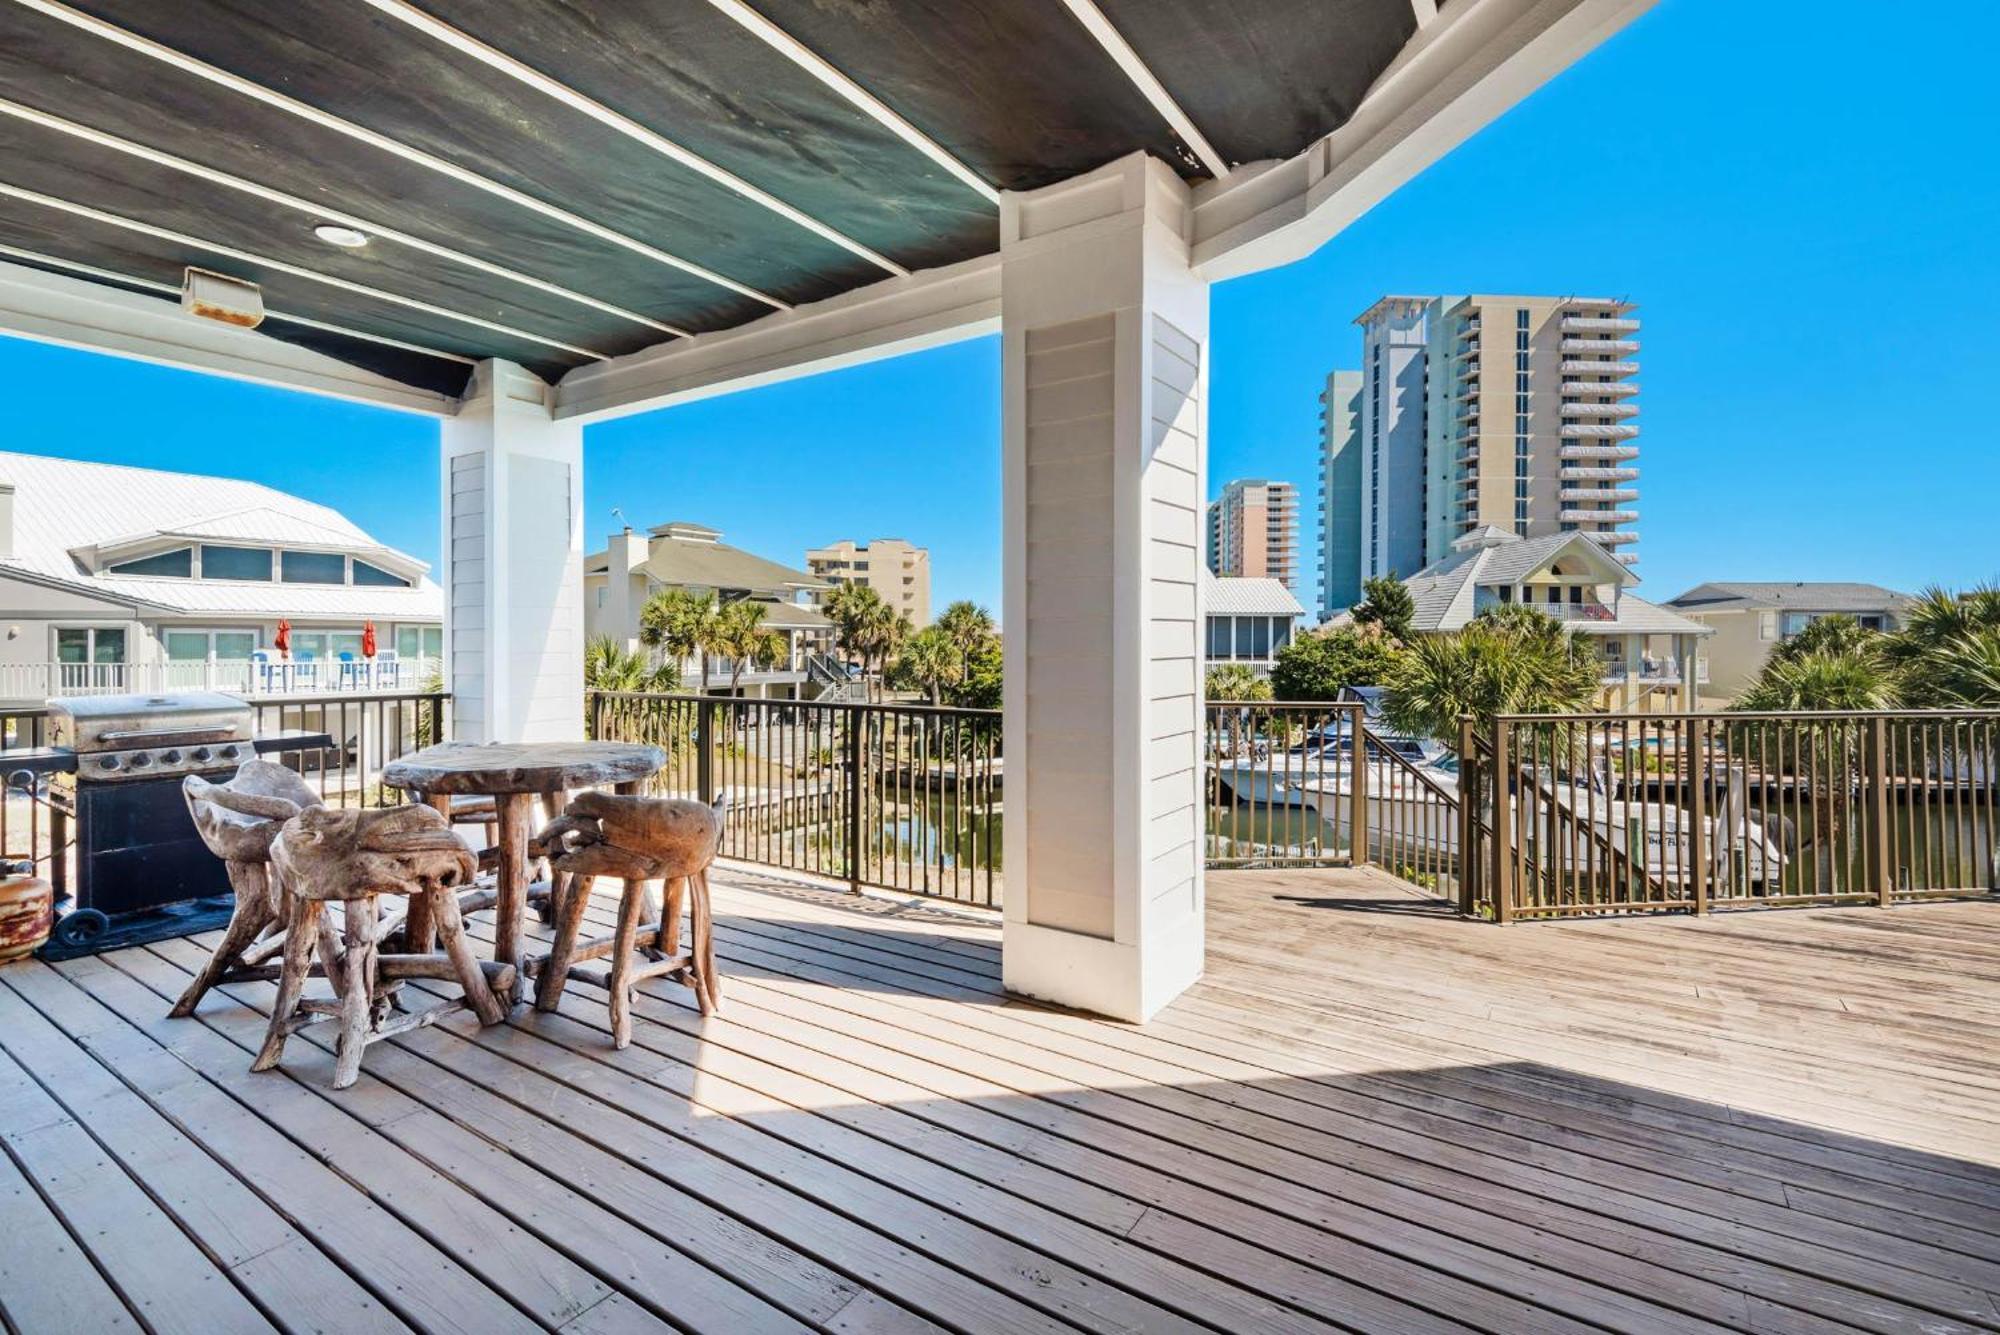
[47, 691, 254, 753]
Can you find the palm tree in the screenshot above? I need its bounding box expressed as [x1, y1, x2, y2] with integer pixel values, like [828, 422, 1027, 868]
[898, 625, 963, 706]
[936, 600, 997, 683]
[1380, 606, 1600, 744]
[712, 599, 772, 695]
[1203, 664, 1272, 702]
[1888, 584, 2000, 706]
[854, 605, 911, 700]
[821, 582, 886, 671]
[1738, 646, 1898, 712]
[583, 635, 674, 693]
[639, 586, 722, 691]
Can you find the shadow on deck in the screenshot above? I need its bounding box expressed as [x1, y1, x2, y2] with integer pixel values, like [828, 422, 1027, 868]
[0, 863, 1996, 1332]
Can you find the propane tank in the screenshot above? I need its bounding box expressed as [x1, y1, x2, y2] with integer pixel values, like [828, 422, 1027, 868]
[0, 860, 53, 962]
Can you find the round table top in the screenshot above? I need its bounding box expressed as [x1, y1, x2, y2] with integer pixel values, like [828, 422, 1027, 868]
[382, 740, 666, 795]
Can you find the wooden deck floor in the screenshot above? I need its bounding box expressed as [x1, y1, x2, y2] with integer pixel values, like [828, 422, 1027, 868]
[2, 867, 1998, 1333]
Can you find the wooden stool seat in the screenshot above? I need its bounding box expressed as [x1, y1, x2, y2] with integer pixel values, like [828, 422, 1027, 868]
[528, 791, 727, 1048]
[172, 761, 324, 1018]
[256, 805, 508, 1089]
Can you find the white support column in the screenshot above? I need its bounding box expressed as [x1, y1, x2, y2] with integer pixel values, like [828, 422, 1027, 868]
[440, 359, 585, 744]
[1000, 153, 1208, 1023]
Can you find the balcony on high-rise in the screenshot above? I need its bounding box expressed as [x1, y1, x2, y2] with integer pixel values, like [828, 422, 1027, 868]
[1561, 422, 1641, 439]
[1561, 444, 1641, 461]
[1560, 337, 1639, 355]
[1559, 380, 1639, 396]
[1561, 315, 1641, 333]
[1560, 508, 1639, 524]
[1559, 359, 1638, 376]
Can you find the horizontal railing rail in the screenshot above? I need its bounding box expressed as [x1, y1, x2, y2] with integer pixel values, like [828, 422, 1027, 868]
[0, 657, 442, 701]
[590, 691, 1002, 909]
[1462, 709, 2000, 920]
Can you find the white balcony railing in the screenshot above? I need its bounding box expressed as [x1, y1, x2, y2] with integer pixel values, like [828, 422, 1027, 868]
[1561, 487, 1639, 502]
[1560, 444, 1641, 461]
[1600, 656, 1708, 685]
[1562, 316, 1640, 333]
[1558, 380, 1639, 396]
[1561, 422, 1641, 439]
[1560, 337, 1639, 355]
[1559, 401, 1639, 419]
[1560, 508, 1639, 524]
[1559, 360, 1638, 377]
[1560, 465, 1640, 481]
[0, 657, 442, 702]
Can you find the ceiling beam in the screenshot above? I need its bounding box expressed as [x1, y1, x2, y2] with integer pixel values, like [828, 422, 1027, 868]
[1055, 0, 1231, 180]
[552, 253, 999, 424]
[0, 96, 686, 339]
[1189, 0, 1657, 281]
[359, 0, 908, 279]
[0, 257, 459, 416]
[0, 242, 474, 366]
[698, 0, 1001, 207]
[0, 181, 609, 359]
[8, 0, 789, 311]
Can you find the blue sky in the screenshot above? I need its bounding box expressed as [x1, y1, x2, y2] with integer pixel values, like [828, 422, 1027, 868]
[3, 0, 1996, 617]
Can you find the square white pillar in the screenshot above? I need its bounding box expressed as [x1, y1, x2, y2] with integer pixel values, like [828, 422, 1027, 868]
[1000, 154, 1209, 1022]
[441, 359, 585, 744]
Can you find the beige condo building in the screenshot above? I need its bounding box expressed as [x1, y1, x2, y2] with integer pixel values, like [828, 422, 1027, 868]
[805, 537, 932, 626]
[1205, 478, 1300, 594]
[1436, 294, 1641, 564]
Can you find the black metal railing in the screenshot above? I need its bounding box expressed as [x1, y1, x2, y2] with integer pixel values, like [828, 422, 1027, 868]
[1460, 710, 2000, 920]
[590, 691, 1002, 909]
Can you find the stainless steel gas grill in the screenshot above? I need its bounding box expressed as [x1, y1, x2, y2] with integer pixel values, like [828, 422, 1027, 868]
[40, 692, 329, 955]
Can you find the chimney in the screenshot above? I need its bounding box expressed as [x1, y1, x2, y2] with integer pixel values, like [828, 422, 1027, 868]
[603, 527, 648, 652]
[0, 483, 14, 559]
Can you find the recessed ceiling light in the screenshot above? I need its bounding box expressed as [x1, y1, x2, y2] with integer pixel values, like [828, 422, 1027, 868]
[313, 224, 369, 248]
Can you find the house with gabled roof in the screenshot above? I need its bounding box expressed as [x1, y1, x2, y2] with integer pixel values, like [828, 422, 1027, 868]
[1388, 526, 1711, 710]
[583, 521, 837, 697]
[0, 450, 441, 701]
[1666, 581, 1914, 703]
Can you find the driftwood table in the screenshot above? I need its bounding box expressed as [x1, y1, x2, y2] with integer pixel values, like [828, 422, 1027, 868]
[381, 740, 666, 999]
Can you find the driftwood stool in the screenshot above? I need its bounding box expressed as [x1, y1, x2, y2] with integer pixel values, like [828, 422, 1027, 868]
[257, 805, 508, 1089]
[530, 791, 727, 1048]
[172, 761, 324, 1018]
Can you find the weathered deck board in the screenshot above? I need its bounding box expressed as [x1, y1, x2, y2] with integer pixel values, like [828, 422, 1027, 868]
[0, 863, 1995, 1334]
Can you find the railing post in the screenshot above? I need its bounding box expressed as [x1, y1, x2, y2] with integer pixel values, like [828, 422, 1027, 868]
[1348, 703, 1368, 868]
[1490, 717, 1514, 924]
[1457, 713, 1477, 916]
[1686, 716, 1709, 915]
[845, 705, 864, 894]
[1870, 714, 1893, 907]
[696, 697, 718, 805]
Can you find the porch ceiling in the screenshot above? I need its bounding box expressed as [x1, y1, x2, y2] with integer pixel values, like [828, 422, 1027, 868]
[0, 0, 1416, 394]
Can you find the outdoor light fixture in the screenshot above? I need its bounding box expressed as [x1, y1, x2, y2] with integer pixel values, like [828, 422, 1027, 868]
[180, 267, 265, 328]
[312, 223, 370, 248]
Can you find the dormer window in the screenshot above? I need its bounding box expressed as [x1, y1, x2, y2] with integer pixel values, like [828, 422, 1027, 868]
[107, 547, 192, 577]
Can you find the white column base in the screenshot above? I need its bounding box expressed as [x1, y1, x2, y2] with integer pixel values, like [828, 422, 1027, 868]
[1002, 918, 1204, 1024]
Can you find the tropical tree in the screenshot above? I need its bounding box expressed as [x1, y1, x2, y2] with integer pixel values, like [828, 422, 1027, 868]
[711, 599, 777, 695]
[1767, 613, 1884, 669]
[583, 635, 674, 693]
[936, 600, 998, 683]
[1269, 624, 1405, 701]
[1380, 606, 1600, 743]
[638, 587, 723, 691]
[853, 603, 911, 700]
[1736, 648, 1898, 712]
[1887, 585, 2000, 707]
[820, 581, 884, 667]
[1350, 575, 1416, 642]
[1204, 663, 1273, 702]
[954, 635, 1003, 710]
[896, 624, 964, 706]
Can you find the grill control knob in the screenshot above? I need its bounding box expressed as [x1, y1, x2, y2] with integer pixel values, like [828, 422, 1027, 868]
[129, 753, 152, 768]
[218, 745, 239, 760]
[98, 756, 119, 772]
[190, 747, 211, 764]
[161, 750, 182, 765]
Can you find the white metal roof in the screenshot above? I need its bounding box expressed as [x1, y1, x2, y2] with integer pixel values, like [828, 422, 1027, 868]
[0, 449, 442, 623]
[1202, 569, 1304, 617]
